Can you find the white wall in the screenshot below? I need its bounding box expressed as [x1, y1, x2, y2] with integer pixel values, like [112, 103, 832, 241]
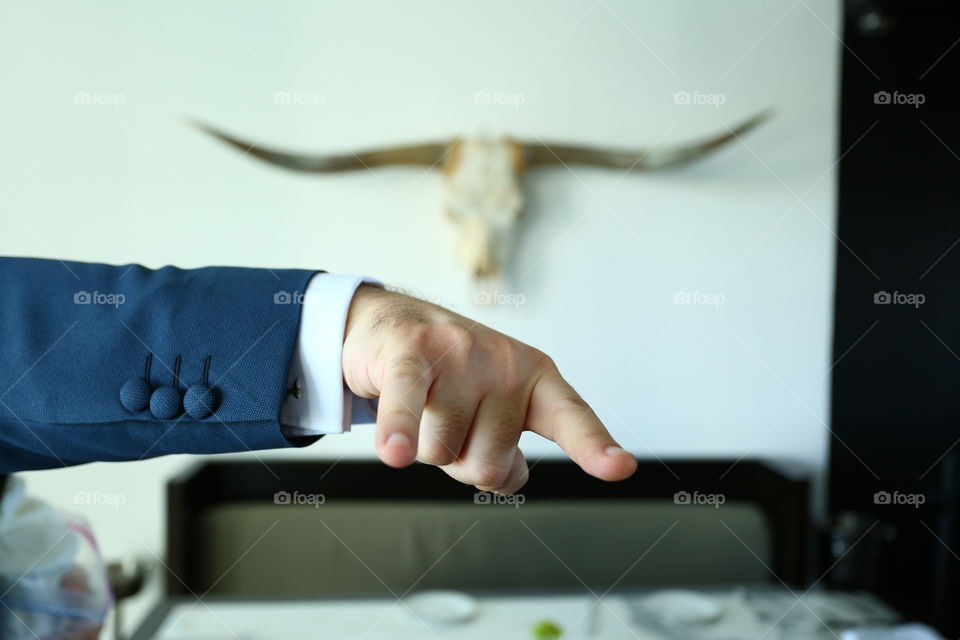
[0, 0, 840, 631]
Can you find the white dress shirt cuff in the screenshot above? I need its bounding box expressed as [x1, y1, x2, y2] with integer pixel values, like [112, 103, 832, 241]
[280, 273, 380, 437]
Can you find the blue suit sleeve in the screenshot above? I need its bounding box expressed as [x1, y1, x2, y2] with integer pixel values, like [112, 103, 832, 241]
[0, 257, 321, 472]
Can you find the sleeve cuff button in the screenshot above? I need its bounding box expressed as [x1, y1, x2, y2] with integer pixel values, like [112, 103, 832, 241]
[184, 384, 218, 419]
[150, 386, 183, 419]
[119, 378, 152, 412]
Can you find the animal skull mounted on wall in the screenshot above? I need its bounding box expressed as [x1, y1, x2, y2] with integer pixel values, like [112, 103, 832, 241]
[191, 110, 771, 282]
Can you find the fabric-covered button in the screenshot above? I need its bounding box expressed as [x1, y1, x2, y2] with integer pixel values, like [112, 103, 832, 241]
[119, 378, 152, 412]
[184, 384, 218, 419]
[150, 386, 182, 419]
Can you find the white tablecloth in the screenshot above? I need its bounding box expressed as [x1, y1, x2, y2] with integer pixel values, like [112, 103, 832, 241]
[152, 590, 900, 640]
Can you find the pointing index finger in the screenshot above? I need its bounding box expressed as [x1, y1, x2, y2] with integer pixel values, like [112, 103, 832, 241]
[525, 367, 637, 481]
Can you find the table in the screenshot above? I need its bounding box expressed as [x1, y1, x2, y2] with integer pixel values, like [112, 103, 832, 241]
[134, 588, 899, 639]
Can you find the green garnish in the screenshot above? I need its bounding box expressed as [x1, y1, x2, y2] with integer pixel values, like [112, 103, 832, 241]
[532, 619, 563, 639]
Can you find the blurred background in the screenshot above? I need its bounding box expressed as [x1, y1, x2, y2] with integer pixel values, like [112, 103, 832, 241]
[0, 0, 877, 637]
[0, 0, 837, 527]
[1, 0, 840, 633]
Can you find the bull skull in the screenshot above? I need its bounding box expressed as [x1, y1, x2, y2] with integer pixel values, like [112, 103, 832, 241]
[190, 110, 772, 281]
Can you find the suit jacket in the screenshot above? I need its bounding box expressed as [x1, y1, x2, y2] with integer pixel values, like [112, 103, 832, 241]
[0, 257, 320, 472]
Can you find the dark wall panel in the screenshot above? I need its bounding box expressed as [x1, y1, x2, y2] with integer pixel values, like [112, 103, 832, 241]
[830, 1, 960, 634]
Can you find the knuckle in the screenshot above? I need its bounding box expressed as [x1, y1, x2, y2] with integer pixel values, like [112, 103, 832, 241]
[380, 407, 417, 427]
[498, 474, 527, 496]
[556, 394, 592, 415]
[473, 462, 512, 489]
[418, 441, 458, 466]
[399, 324, 433, 352]
[387, 351, 428, 379]
[439, 323, 475, 355]
[483, 335, 529, 393]
[488, 419, 521, 448]
[485, 331, 513, 355]
[419, 411, 469, 465]
[499, 363, 527, 395]
[532, 348, 556, 371]
[428, 406, 470, 437]
[552, 396, 597, 439]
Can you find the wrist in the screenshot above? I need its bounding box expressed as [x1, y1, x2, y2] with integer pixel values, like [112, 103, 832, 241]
[344, 283, 386, 343]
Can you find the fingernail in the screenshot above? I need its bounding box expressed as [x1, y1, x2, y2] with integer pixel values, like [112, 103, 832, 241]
[605, 445, 625, 457]
[386, 432, 411, 449]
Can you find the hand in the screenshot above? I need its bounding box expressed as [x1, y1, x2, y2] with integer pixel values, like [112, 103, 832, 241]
[341, 285, 637, 493]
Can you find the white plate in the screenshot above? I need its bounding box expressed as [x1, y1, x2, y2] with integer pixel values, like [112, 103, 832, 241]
[643, 590, 723, 625]
[404, 590, 480, 625]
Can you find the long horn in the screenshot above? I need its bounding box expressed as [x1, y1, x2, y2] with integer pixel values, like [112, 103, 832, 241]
[187, 119, 450, 172]
[521, 108, 774, 170]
